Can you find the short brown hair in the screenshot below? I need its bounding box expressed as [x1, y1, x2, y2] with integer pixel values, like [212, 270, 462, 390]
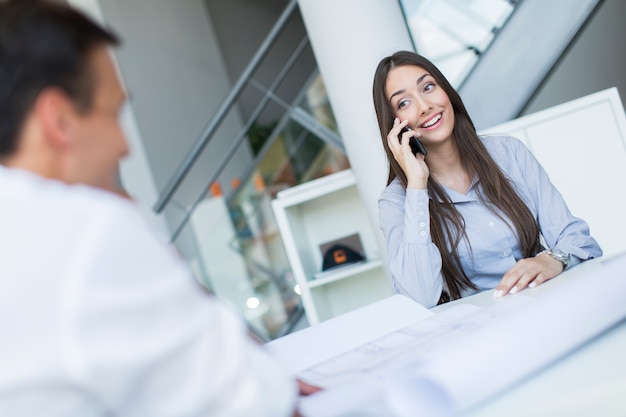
[0, 0, 120, 156]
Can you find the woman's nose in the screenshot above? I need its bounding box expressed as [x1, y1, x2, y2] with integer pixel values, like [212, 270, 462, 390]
[415, 96, 431, 115]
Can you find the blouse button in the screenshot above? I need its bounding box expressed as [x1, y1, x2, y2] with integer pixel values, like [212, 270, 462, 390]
[488, 221, 495, 227]
[420, 231, 426, 236]
[420, 222, 426, 227]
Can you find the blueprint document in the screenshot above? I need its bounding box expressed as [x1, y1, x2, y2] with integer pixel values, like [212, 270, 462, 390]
[276, 253, 626, 417]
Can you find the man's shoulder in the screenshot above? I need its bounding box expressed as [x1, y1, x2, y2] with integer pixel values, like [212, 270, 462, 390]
[62, 190, 133, 224]
[1, 166, 138, 222]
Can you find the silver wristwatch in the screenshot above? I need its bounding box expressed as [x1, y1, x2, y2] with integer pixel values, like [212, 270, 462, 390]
[538, 248, 570, 269]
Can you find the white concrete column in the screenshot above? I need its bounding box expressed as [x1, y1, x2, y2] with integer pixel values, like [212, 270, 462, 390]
[297, 0, 413, 265]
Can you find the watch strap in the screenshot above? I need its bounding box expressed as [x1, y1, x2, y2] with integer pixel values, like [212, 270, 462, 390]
[537, 248, 570, 269]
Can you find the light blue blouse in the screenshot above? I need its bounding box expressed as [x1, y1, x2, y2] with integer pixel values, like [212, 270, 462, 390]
[378, 135, 602, 308]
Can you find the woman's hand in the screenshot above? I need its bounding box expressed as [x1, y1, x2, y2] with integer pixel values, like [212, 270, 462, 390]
[493, 254, 565, 298]
[387, 118, 429, 189]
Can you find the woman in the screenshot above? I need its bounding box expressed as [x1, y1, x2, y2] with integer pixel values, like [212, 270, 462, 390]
[373, 51, 602, 308]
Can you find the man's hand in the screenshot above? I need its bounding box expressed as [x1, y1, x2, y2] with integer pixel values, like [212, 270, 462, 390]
[291, 379, 322, 417]
[297, 379, 322, 396]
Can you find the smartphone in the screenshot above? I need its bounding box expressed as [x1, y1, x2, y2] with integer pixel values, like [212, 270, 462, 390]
[399, 127, 427, 156]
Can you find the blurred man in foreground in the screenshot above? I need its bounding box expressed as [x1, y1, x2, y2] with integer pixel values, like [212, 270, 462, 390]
[0, 1, 305, 415]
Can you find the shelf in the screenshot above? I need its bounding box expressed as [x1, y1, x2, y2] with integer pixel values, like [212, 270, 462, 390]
[271, 168, 392, 324]
[309, 259, 384, 288]
[274, 169, 354, 207]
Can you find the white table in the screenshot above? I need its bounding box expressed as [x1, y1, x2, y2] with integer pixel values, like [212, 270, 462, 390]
[433, 260, 626, 417]
[268, 253, 626, 417]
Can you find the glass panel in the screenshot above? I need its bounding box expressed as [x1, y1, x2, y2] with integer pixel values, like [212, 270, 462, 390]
[400, 0, 515, 87]
[160, 33, 349, 339]
[297, 74, 339, 133]
[179, 185, 293, 341]
[172, 118, 349, 340]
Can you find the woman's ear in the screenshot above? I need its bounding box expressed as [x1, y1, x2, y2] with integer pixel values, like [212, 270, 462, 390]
[34, 87, 77, 150]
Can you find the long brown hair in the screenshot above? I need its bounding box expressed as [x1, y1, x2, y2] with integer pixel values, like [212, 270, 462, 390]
[373, 51, 540, 302]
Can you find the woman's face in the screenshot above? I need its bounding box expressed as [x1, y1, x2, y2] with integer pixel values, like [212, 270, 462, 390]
[385, 64, 455, 147]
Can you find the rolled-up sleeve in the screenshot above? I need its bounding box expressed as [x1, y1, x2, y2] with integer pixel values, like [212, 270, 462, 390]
[493, 136, 603, 266]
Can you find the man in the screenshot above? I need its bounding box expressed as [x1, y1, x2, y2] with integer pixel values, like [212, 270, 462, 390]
[0, 1, 301, 415]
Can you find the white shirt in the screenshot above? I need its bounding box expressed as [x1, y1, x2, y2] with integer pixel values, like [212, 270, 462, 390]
[0, 167, 296, 416]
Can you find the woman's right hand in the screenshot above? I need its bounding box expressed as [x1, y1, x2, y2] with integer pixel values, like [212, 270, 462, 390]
[387, 118, 429, 189]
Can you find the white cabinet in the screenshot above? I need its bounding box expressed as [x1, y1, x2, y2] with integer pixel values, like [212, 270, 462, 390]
[271, 169, 393, 325]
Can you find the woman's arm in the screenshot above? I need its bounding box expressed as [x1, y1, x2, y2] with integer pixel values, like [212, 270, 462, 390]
[379, 181, 444, 307]
[493, 136, 602, 296]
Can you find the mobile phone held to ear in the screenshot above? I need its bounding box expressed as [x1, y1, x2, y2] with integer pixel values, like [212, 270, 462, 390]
[399, 127, 427, 156]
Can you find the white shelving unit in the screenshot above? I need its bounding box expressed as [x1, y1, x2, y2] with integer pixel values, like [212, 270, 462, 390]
[271, 169, 393, 325]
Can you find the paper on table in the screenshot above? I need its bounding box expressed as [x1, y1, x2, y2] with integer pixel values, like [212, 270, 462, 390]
[266, 294, 434, 375]
[297, 303, 488, 388]
[299, 252, 626, 417]
[297, 300, 526, 416]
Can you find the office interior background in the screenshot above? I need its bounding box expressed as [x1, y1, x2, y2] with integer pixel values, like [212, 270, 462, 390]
[65, 0, 626, 341]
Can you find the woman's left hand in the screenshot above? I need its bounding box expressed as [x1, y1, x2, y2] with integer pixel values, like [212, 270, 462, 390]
[493, 254, 564, 298]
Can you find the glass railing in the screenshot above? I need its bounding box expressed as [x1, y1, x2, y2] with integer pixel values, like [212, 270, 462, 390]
[159, 62, 348, 340]
[148, 0, 348, 340]
[399, 0, 518, 88]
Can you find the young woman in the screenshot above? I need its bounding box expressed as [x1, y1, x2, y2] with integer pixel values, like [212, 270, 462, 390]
[373, 51, 602, 308]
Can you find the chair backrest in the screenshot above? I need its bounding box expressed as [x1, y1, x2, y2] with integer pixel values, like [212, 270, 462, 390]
[479, 87, 626, 257]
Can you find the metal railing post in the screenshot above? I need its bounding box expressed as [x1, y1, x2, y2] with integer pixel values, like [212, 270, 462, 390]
[153, 0, 299, 213]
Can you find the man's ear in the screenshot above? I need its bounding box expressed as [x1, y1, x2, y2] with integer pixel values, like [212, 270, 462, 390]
[33, 87, 78, 150]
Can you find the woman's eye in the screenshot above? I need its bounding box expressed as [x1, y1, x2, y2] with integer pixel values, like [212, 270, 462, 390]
[398, 99, 409, 109]
[423, 82, 435, 92]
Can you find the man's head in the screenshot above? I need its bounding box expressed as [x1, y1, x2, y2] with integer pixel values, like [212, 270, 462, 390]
[0, 0, 129, 191]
